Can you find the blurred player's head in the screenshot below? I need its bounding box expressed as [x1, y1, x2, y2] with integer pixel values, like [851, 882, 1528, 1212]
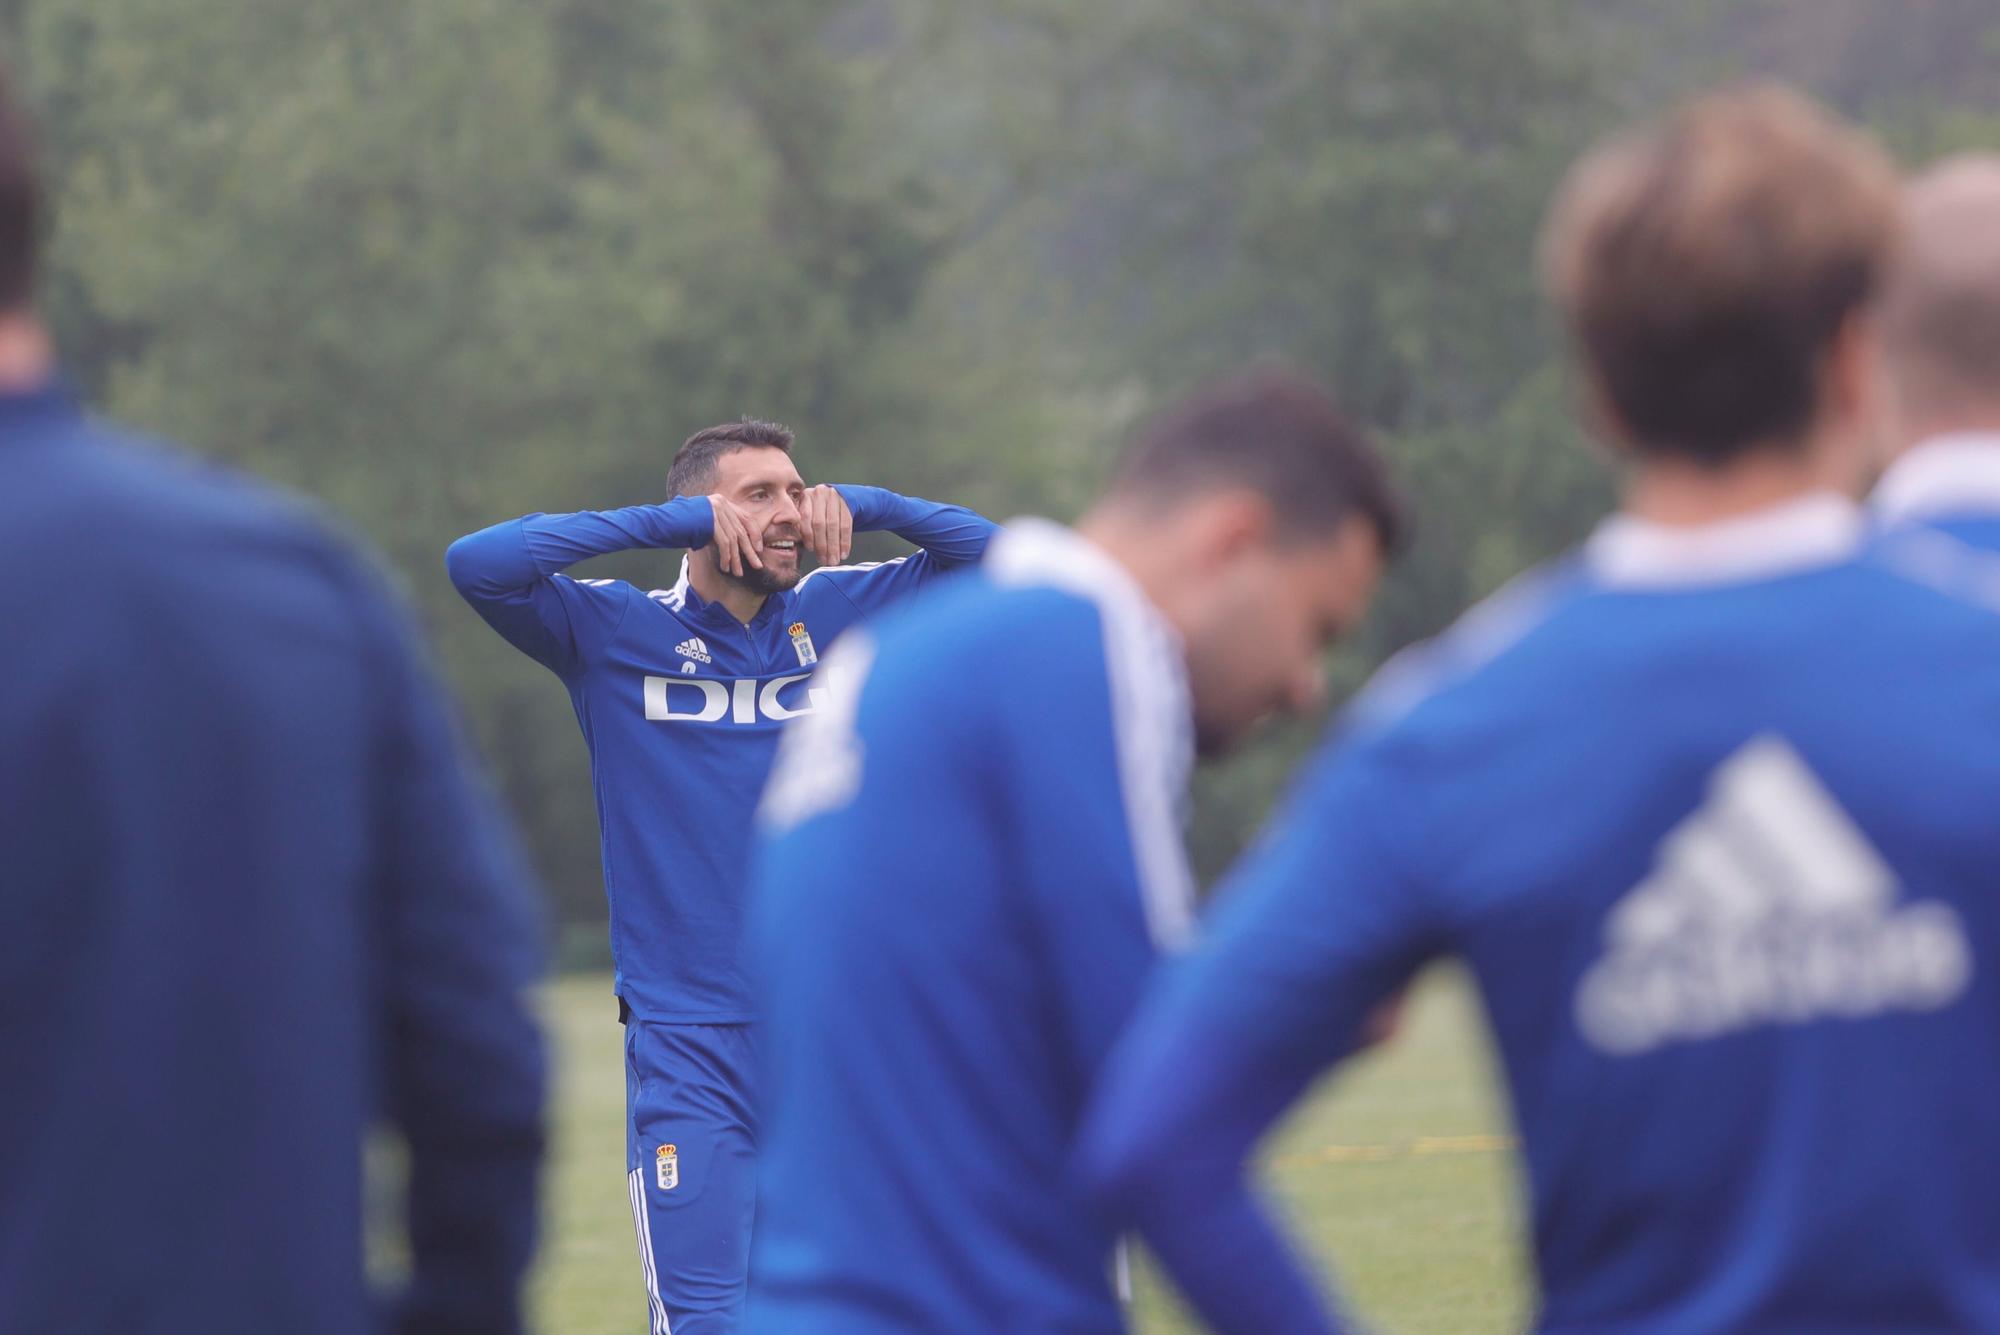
[0, 64, 51, 390]
[0, 65, 35, 318]
[1083, 368, 1403, 757]
[668, 418, 808, 593]
[1880, 156, 2000, 451]
[1542, 85, 1897, 493]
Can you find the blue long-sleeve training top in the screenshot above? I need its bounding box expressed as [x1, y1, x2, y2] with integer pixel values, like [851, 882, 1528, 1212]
[747, 519, 1203, 1333]
[1081, 494, 2000, 1333]
[0, 379, 546, 1334]
[446, 485, 996, 1022]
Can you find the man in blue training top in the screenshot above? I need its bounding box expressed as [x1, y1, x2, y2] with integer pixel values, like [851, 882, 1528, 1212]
[749, 368, 1402, 1333]
[0, 69, 546, 1333]
[1873, 156, 2000, 549]
[447, 422, 994, 1332]
[1081, 88, 2000, 1333]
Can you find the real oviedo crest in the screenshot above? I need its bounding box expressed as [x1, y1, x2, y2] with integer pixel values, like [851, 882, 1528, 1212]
[788, 621, 818, 667]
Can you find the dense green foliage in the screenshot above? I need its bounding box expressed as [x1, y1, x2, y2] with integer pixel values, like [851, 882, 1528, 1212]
[7, 1, 1996, 937]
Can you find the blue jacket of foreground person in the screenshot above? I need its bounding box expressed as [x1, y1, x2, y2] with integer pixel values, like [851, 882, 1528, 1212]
[748, 520, 1197, 1333]
[1079, 498, 2000, 1333]
[0, 380, 547, 1334]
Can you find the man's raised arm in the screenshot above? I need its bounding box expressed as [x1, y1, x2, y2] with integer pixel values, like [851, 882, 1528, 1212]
[443, 497, 716, 674]
[807, 487, 998, 612]
[834, 486, 997, 568]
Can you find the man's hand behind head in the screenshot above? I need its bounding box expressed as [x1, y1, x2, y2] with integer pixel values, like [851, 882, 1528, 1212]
[802, 485, 853, 566]
[706, 494, 764, 578]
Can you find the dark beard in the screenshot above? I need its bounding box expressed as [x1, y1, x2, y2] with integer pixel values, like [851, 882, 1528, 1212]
[730, 562, 802, 597]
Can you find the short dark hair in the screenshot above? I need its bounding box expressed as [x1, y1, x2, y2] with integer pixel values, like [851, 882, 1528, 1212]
[665, 418, 795, 497]
[0, 65, 39, 312]
[1106, 368, 1405, 554]
[1542, 85, 1897, 465]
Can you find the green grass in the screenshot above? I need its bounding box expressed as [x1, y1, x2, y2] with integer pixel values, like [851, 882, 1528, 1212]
[527, 966, 1530, 1333]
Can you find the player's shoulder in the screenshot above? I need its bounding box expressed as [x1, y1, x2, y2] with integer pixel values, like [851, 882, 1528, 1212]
[1863, 521, 2000, 617]
[868, 569, 1111, 682]
[1345, 556, 1590, 743]
[34, 415, 319, 537]
[583, 575, 650, 607]
[795, 553, 916, 597]
[782, 554, 929, 640]
[548, 571, 658, 619]
[5, 413, 424, 686]
[1892, 513, 2000, 556]
[1349, 534, 2000, 775]
[15, 412, 381, 593]
[1854, 523, 2000, 670]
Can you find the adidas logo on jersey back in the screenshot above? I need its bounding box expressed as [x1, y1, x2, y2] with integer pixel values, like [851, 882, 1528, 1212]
[1575, 735, 1971, 1055]
[674, 637, 712, 664]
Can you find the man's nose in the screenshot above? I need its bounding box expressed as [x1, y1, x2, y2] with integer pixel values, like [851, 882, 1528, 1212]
[772, 492, 803, 527]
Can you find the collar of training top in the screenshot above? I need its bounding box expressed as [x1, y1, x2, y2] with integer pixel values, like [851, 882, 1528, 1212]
[1872, 432, 2000, 526]
[664, 552, 790, 628]
[1585, 491, 1864, 589]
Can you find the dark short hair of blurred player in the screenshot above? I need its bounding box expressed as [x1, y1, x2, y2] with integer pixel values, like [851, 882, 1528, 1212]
[746, 367, 1401, 1333]
[1079, 85, 2000, 1333]
[0, 66, 546, 1334]
[1097, 374, 1406, 755]
[1873, 155, 2000, 546]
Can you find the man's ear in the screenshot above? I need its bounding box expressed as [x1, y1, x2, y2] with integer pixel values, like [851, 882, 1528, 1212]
[1187, 490, 1279, 567]
[1821, 309, 1880, 430]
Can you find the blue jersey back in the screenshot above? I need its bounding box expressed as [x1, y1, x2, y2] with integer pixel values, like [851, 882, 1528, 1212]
[1, 383, 545, 1332]
[749, 521, 1194, 1333]
[449, 491, 993, 1021]
[1111, 497, 2000, 1330]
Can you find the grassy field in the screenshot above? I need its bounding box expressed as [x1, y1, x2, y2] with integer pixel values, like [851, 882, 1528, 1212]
[527, 966, 1530, 1333]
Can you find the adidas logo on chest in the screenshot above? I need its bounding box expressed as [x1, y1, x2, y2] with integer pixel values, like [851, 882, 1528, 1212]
[673, 637, 713, 668]
[1575, 734, 1972, 1055]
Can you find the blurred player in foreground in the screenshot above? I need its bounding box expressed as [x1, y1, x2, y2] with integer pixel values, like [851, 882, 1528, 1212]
[747, 369, 1401, 1333]
[1082, 88, 2000, 1332]
[447, 429, 993, 1333]
[1874, 155, 2000, 547]
[0, 70, 546, 1333]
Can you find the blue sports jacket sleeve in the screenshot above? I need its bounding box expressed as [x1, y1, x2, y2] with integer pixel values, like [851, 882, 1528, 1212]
[1077, 740, 1440, 1334]
[1000, 595, 1175, 1083]
[354, 568, 549, 1335]
[815, 486, 998, 613]
[1078, 1012, 1340, 1333]
[444, 496, 715, 674]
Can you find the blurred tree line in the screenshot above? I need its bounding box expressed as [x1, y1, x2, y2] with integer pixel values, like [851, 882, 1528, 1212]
[5, 0, 1996, 953]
